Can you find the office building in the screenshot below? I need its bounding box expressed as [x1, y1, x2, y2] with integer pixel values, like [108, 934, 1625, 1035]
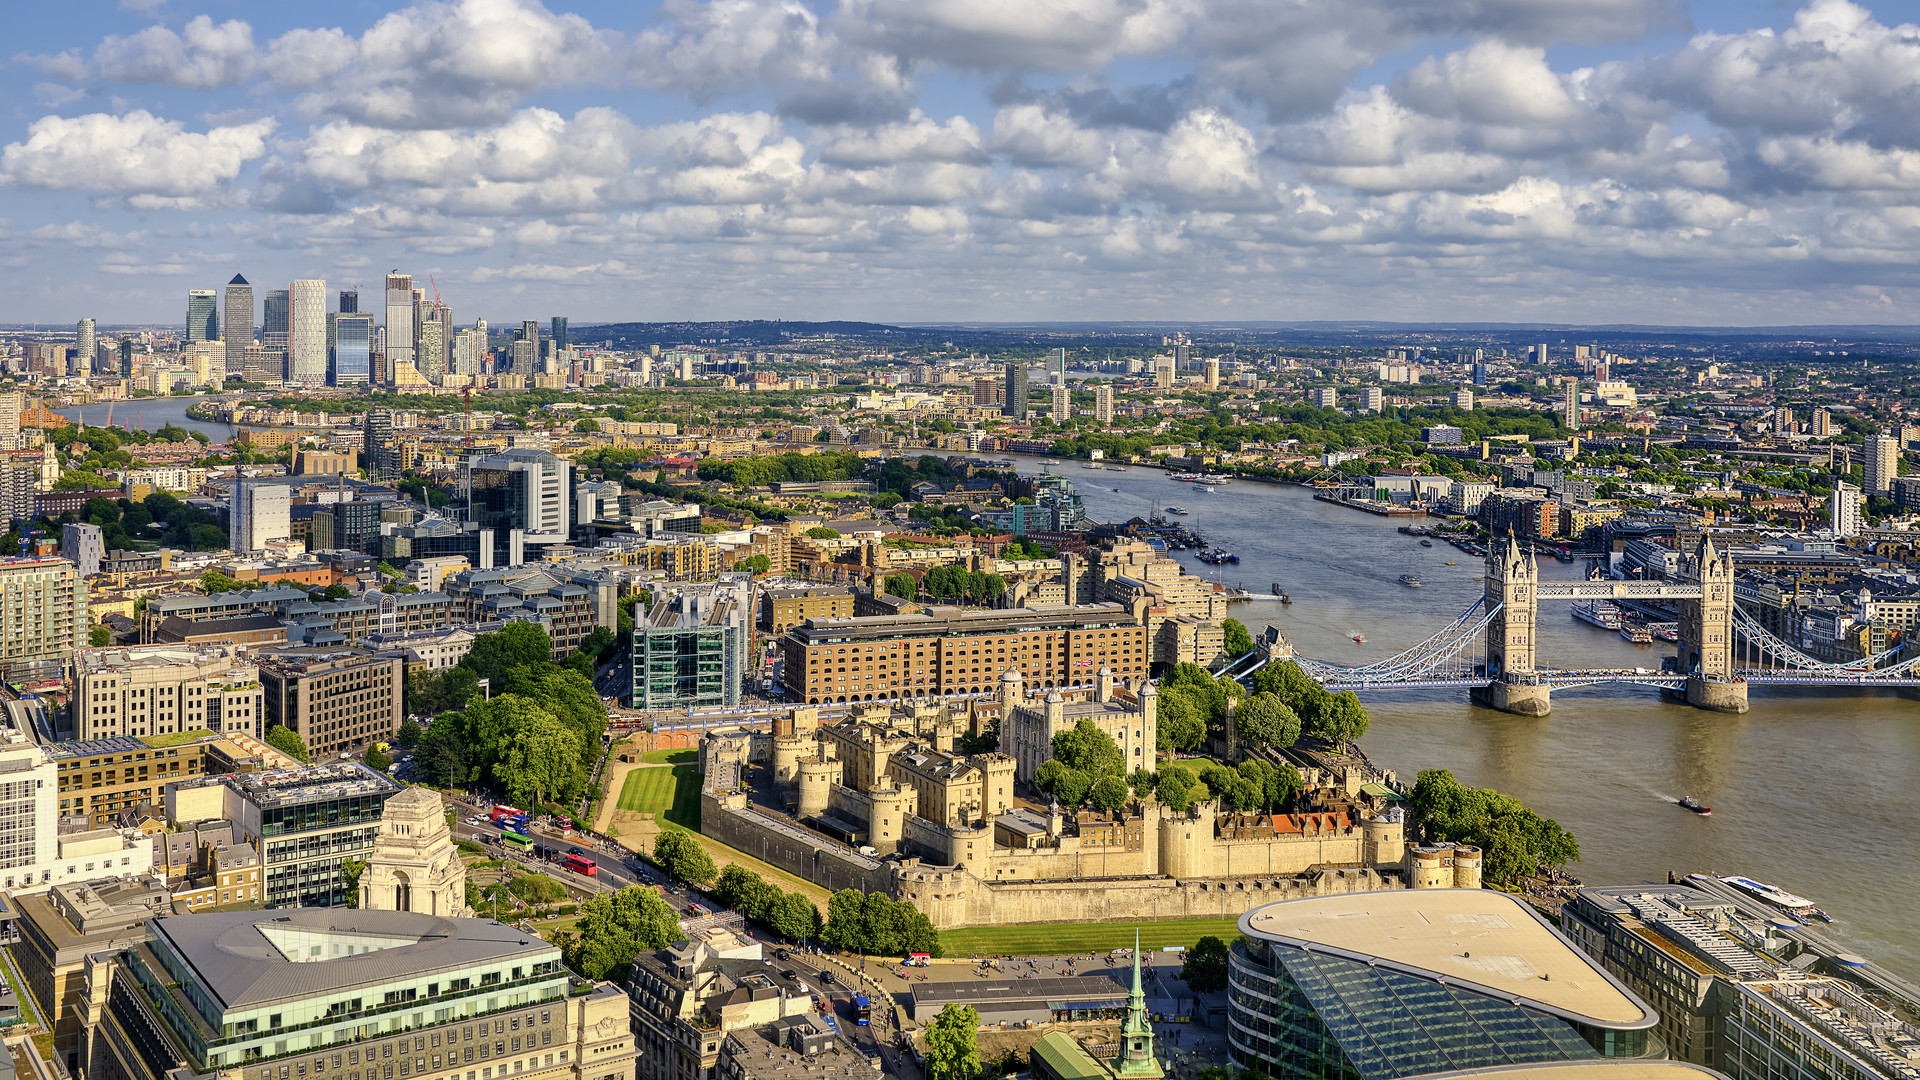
[16, 877, 175, 1070]
[632, 576, 752, 710]
[333, 313, 373, 386]
[312, 499, 383, 553]
[780, 602, 1147, 705]
[1359, 386, 1383, 413]
[51, 729, 286, 828]
[167, 761, 402, 907]
[118, 336, 134, 379]
[512, 337, 536, 376]
[76, 907, 637, 1080]
[419, 313, 447, 382]
[230, 479, 291, 554]
[222, 274, 253, 375]
[1095, 384, 1113, 424]
[759, 586, 855, 633]
[1227, 891, 1659, 1080]
[339, 288, 359, 314]
[1829, 481, 1863, 538]
[463, 449, 571, 566]
[186, 289, 218, 343]
[632, 937, 814, 1080]
[384, 272, 415, 365]
[551, 315, 568, 353]
[288, 278, 327, 385]
[61, 522, 104, 578]
[442, 565, 614, 657]
[1003, 363, 1029, 420]
[1203, 356, 1219, 390]
[0, 732, 159, 894]
[69, 644, 262, 741]
[0, 556, 88, 681]
[1865, 433, 1900, 494]
[262, 288, 290, 353]
[75, 318, 97, 370]
[254, 645, 404, 757]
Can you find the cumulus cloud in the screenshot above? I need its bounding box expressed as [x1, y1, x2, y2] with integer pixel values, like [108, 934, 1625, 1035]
[26, 15, 256, 88]
[0, 110, 273, 198]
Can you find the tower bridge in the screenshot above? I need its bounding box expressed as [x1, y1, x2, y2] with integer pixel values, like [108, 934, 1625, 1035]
[1227, 535, 1920, 716]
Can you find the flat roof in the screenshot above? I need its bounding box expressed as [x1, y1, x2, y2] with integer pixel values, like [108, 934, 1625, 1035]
[793, 603, 1136, 643]
[1239, 890, 1652, 1028]
[1418, 1064, 1732, 1080]
[910, 975, 1126, 1007]
[152, 909, 560, 1011]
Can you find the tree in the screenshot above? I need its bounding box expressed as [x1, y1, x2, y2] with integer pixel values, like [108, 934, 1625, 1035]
[395, 718, 423, 749]
[883, 573, 917, 599]
[323, 584, 351, 600]
[1156, 689, 1208, 752]
[1155, 765, 1208, 812]
[806, 526, 841, 540]
[766, 891, 821, 941]
[89, 625, 111, 646]
[1234, 693, 1301, 749]
[1408, 769, 1580, 886]
[733, 554, 772, 575]
[573, 419, 601, 433]
[1181, 935, 1229, 993]
[365, 744, 392, 772]
[341, 857, 367, 908]
[1052, 719, 1125, 777]
[1035, 760, 1093, 807]
[1087, 775, 1131, 814]
[1221, 618, 1254, 656]
[1304, 690, 1370, 743]
[654, 829, 717, 886]
[409, 665, 482, 716]
[508, 872, 567, 905]
[500, 712, 583, 807]
[563, 885, 684, 980]
[461, 621, 555, 685]
[926, 1005, 981, 1080]
[265, 725, 310, 763]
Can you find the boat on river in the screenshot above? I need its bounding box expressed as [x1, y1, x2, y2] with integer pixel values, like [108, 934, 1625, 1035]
[1351, 633, 1366, 644]
[1678, 795, 1712, 816]
[1420, 538, 1434, 547]
[1399, 574, 1422, 588]
[1620, 625, 1654, 644]
[1572, 601, 1624, 630]
[1721, 875, 1831, 923]
[1166, 506, 1188, 515]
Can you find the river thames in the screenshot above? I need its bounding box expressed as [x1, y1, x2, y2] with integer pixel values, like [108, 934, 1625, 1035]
[1021, 457, 1919, 978]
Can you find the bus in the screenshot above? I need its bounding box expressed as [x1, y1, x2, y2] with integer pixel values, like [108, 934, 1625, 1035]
[562, 852, 597, 876]
[853, 995, 871, 1026]
[491, 804, 524, 822]
[501, 831, 532, 852]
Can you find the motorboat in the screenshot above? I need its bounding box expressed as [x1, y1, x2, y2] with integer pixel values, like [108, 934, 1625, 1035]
[1419, 539, 1434, 547]
[1399, 574, 1422, 588]
[1351, 633, 1366, 644]
[1166, 506, 1188, 515]
[1677, 796, 1712, 816]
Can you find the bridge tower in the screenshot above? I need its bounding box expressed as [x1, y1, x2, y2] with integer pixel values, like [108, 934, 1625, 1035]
[1472, 533, 1552, 716]
[1678, 536, 1749, 713]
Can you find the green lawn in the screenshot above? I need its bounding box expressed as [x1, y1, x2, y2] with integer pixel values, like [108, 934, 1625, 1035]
[641, 748, 698, 765]
[940, 918, 1243, 957]
[617, 764, 700, 828]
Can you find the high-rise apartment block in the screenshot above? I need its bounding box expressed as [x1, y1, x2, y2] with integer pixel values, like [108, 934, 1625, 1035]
[338, 288, 358, 313]
[363, 407, 398, 481]
[0, 556, 88, 680]
[1203, 356, 1219, 390]
[332, 314, 373, 385]
[74, 318, 96, 372]
[229, 480, 290, 554]
[1003, 362, 1030, 419]
[1311, 387, 1338, 409]
[288, 278, 327, 385]
[1451, 387, 1475, 410]
[60, 522, 103, 578]
[551, 315, 568, 352]
[1563, 378, 1580, 430]
[261, 288, 290, 353]
[69, 644, 262, 741]
[1865, 433, 1900, 494]
[1095, 383, 1114, 424]
[1829, 481, 1863, 538]
[221, 275, 252, 375]
[384, 272, 415, 365]
[1359, 386, 1383, 413]
[1811, 407, 1832, 437]
[1052, 382, 1070, 420]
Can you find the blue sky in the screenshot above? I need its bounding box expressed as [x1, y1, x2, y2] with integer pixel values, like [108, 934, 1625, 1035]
[7, 0, 1920, 326]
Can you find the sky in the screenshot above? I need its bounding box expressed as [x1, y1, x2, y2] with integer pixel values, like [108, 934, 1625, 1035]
[6, 0, 1920, 327]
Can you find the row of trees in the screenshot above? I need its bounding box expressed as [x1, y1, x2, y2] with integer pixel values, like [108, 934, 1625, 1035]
[918, 565, 1006, 604]
[1247, 661, 1371, 744]
[697, 450, 867, 488]
[560, 885, 684, 981]
[822, 889, 941, 957]
[1408, 769, 1580, 886]
[1146, 758, 1301, 814]
[711, 866, 823, 941]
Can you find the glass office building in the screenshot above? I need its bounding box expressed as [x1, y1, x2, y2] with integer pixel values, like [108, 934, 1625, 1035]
[1229, 892, 1659, 1080]
[332, 314, 372, 385]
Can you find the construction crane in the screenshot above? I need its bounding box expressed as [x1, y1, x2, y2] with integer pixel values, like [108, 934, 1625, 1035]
[462, 386, 474, 449]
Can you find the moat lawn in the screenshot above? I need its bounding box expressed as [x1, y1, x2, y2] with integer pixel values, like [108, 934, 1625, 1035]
[616, 763, 701, 828]
[940, 918, 1243, 957]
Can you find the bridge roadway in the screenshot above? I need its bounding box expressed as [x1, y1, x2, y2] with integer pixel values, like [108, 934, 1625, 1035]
[1533, 580, 1704, 600]
[1314, 669, 1920, 691]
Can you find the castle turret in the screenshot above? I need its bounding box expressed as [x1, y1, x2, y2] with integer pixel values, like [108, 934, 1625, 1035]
[1096, 665, 1114, 702]
[869, 779, 913, 857]
[998, 666, 1024, 713]
[797, 754, 838, 821]
[1047, 800, 1063, 840]
[1157, 798, 1215, 880]
[1362, 808, 1406, 868]
[1044, 688, 1065, 727]
[1408, 845, 1450, 889]
[1453, 844, 1483, 889]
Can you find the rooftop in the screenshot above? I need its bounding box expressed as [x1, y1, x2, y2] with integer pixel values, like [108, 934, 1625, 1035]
[792, 603, 1137, 643]
[1416, 1065, 1732, 1080]
[152, 909, 561, 1011]
[211, 762, 402, 807]
[1239, 890, 1653, 1028]
[909, 975, 1126, 1007]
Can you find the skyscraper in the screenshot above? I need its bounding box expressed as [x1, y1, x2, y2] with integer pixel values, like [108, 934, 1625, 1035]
[222, 275, 253, 374]
[289, 279, 327, 385]
[338, 289, 359, 314]
[1865, 434, 1900, 495]
[1203, 356, 1219, 390]
[74, 318, 95, 374]
[262, 289, 290, 352]
[118, 337, 134, 380]
[363, 407, 397, 481]
[463, 448, 571, 567]
[418, 316, 446, 383]
[187, 289, 218, 343]
[331, 314, 373, 386]
[1094, 384, 1113, 424]
[1829, 481, 1863, 538]
[1003, 362, 1029, 420]
[1049, 347, 1066, 382]
[1051, 382, 1069, 420]
[551, 316, 568, 353]
[1563, 378, 1580, 431]
[384, 273, 414, 365]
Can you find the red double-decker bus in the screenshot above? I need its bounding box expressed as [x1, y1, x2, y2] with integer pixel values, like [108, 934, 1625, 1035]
[562, 852, 597, 876]
[491, 804, 524, 822]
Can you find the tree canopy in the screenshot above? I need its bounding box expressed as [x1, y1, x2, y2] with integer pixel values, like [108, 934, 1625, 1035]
[1408, 769, 1580, 886]
[822, 889, 941, 957]
[561, 886, 683, 980]
[1180, 935, 1229, 993]
[654, 829, 718, 886]
[265, 725, 310, 763]
[926, 1005, 981, 1080]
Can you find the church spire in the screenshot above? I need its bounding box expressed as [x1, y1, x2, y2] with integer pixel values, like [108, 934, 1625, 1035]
[1115, 929, 1161, 1078]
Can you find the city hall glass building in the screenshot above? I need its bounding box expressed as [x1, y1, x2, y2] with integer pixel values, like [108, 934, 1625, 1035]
[1228, 891, 1660, 1080]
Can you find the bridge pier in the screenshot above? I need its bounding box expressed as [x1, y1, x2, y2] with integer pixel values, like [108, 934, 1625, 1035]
[1471, 679, 1552, 716]
[1682, 676, 1749, 714]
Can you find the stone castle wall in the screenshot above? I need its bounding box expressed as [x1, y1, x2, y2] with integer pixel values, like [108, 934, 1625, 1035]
[700, 790, 893, 895]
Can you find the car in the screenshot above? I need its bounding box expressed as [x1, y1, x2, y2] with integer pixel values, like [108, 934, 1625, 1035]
[819, 970, 836, 984]
[780, 969, 798, 981]
[687, 904, 707, 916]
[774, 949, 790, 961]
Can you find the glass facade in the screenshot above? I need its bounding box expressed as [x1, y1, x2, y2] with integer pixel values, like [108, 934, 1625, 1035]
[1228, 938, 1648, 1080]
[636, 625, 741, 709]
[333, 315, 372, 385]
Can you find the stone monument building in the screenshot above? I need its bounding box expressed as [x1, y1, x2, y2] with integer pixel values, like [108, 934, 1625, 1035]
[360, 786, 472, 916]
